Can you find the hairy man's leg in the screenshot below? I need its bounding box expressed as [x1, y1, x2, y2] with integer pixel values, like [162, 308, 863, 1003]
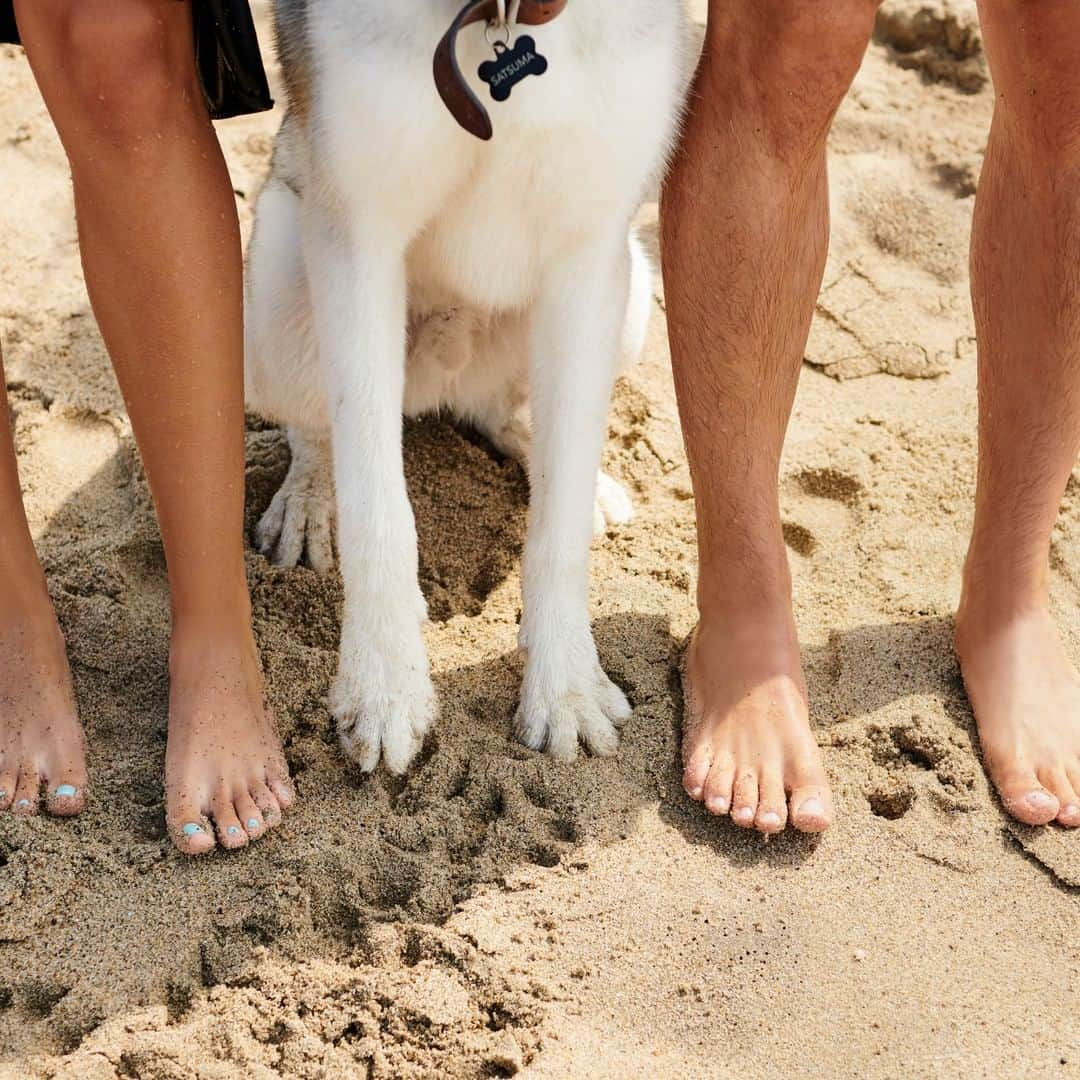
[957, 0, 1080, 828]
[661, 0, 880, 834]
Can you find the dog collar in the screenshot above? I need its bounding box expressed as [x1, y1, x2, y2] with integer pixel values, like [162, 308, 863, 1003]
[434, 0, 568, 140]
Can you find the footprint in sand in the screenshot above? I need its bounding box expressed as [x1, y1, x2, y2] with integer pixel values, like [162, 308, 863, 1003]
[782, 465, 866, 561]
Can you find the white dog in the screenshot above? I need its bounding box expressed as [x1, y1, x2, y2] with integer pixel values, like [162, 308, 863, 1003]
[245, 0, 689, 774]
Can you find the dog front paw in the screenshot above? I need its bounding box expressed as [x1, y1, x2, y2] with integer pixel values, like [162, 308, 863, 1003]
[331, 656, 437, 775]
[515, 632, 632, 760]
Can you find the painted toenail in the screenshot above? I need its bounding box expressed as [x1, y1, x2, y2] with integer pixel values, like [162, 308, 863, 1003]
[16, 800, 30, 809]
[54, 785, 78, 799]
[247, 819, 260, 830]
[227, 826, 241, 836]
[798, 797, 825, 820]
[182, 823, 205, 837]
[0, 791, 6, 800]
[1025, 791, 1056, 812]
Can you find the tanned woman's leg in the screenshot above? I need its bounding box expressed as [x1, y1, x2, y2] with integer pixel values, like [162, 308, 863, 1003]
[14, 0, 293, 853]
[0, 339, 87, 818]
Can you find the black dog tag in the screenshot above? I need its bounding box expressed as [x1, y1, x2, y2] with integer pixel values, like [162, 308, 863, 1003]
[478, 36, 549, 103]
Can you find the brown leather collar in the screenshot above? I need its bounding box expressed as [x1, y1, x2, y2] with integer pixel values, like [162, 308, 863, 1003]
[434, 0, 569, 140]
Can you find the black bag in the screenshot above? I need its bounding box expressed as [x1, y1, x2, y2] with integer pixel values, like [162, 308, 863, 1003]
[0, 0, 273, 121]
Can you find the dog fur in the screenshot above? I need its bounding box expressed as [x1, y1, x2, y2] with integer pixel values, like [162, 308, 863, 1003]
[245, 0, 690, 773]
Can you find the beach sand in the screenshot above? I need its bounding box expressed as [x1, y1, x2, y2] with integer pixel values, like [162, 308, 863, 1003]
[0, 2, 1077, 1076]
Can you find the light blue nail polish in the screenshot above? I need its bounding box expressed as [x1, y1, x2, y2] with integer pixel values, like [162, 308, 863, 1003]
[228, 826, 241, 836]
[182, 823, 204, 837]
[247, 818, 260, 830]
[0, 791, 6, 800]
[16, 799, 30, 809]
[54, 784, 78, 799]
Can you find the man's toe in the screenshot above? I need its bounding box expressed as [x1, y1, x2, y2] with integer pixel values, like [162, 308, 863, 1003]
[1038, 766, 1080, 828]
[730, 770, 759, 828]
[755, 769, 788, 834]
[788, 758, 833, 833]
[1063, 763, 1080, 826]
[995, 765, 1059, 825]
[702, 750, 735, 816]
[682, 743, 712, 801]
[789, 785, 832, 833]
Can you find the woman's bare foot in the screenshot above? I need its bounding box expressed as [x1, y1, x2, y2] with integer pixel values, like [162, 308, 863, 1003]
[165, 616, 294, 855]
[955, 603, 1080, 828]
[0, 584, 88, 817]
[681, 600, 833, 835]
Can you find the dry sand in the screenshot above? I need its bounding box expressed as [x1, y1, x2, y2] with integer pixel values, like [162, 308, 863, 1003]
[0, 2, 1077, 1076]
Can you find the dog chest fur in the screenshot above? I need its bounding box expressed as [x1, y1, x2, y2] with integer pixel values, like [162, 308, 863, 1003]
[273, 0, 686, 311]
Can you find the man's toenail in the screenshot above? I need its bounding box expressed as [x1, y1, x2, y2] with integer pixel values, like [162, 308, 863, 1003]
[706, 797, 728, 813]
[798, 797, 825, 820]
[732, 807, 754, 824]
[182, 823, 205, 837]
[227, 826, 241, 836]
[759, 812, 782, 829]
[53, 784, 78, 799]
[1062, 804, 1080, 819]
[247, 819, 260, 830]
[1025, 791, 1056, 812]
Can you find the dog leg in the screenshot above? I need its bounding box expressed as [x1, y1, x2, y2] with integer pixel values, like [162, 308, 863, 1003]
[255, 427, 336, 573]
[516, 233, 634, 760]
[465, 321, 636, 538]
[303, 206, 435, 775]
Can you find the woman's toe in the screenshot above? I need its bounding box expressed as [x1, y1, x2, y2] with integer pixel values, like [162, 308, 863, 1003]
[235, 791, 266, 840]
[212, 794, 249, 850]
[266, 770, 295, 810]
[0, 769, 17, 812]
[251, 782, 282, 828]
[168, 793, 215, 855]
[12, 768, 40, 816]
[45, 772, 88, 817]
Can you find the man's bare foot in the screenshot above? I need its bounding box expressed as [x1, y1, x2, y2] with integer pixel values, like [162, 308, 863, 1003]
[166, 618, 294, 855]
[681, 605, 833, 835]
[955, 603, 1080, 828]
[0, 586, 88, 817]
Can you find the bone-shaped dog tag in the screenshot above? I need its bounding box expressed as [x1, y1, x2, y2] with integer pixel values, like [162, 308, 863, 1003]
[479, 36, 549, 103]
